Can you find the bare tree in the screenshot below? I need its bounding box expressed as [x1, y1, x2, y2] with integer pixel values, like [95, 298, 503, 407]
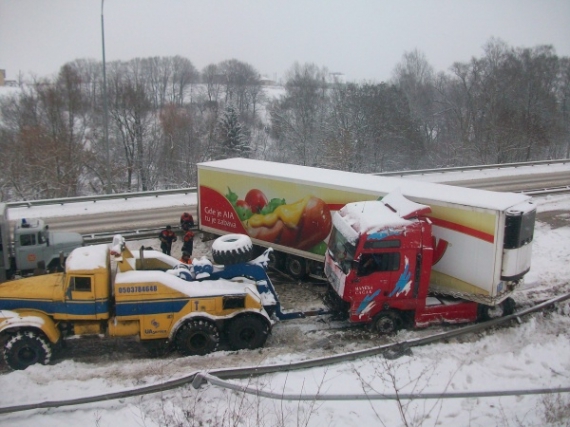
[1, 46, 569, 203]
[142, 56, 199, 109]
[201, 63, 223, 105]
[393, 50, 439, 165]
[218, 59, 263, 124]
[0, 66, 90, 199]
[270, 62, 330, 166]
[557, 57, 570, 158]
[158, 103, 203, 186]
[108, 60, 155, 191]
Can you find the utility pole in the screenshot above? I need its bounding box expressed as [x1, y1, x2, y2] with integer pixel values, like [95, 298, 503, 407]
[101, 0, 112, 194]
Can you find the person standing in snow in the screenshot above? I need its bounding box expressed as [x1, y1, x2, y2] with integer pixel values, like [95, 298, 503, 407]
[179, 252, 192, 264]
[182, 229, 195, 257]
[159, 225, 177, 255]
[180, 212, 194, 231]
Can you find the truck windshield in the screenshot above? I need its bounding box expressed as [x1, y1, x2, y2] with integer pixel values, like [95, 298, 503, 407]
[327, 228, 356, 274]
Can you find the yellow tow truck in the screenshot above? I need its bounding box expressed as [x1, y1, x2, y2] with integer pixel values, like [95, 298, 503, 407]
[0, 234, 273, 370]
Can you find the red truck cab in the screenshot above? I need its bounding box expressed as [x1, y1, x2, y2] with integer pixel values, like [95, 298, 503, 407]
[324, 192, 485, 333]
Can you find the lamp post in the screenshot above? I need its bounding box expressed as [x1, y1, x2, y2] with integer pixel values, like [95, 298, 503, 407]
[101, 0, 111, 194]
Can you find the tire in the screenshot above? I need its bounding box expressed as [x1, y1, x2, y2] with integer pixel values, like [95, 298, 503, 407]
[267, 250, 285, 271]
[502, 297, 516, 315]
[285, 256, 307, 279]
[370, 311, 403, 335]
[3, 331, 52, 370]
[478, 297, 516, 321]
[212, 234, 253, 265]
[227, 315, 269, 351]
[175, 320, 219, 356]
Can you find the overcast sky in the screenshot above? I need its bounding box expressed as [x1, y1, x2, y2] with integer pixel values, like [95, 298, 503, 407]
[1, 0, 569, 83]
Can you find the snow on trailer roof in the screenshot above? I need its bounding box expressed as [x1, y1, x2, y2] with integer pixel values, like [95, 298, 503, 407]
[198, 158, 531, 211]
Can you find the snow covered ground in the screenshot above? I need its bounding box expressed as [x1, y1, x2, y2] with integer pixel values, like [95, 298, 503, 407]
[0, 191, 569, 426]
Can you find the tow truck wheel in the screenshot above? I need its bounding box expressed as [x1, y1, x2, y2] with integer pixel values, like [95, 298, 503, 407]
[370, 311, 403, 335]
[227, 315, 269, 350]
[175, 320, 219, 356]
[212, 234, 253, 265]
[3, 331, 52, 370]
[478, 297, 516, 321]
[285, 256, 307, 279]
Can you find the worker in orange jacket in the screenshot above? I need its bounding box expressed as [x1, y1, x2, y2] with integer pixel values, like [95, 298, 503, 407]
[158, 225, 177, 255]
[179, 252, 192, 264]
[182, 229, 195, 256]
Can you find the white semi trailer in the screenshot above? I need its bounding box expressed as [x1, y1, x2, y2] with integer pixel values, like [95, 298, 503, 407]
[197, 158, 535, 305]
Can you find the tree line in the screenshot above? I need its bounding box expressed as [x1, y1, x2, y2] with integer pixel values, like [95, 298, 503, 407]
[0, 38, 568, 201]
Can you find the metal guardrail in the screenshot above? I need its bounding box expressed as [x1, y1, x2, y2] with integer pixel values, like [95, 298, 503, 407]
[77, 185, 567, 245]
[4, 159, 569, 209]
[375, 158, 570, 177]
[5, 187, 197, 209]
[83, 228, 163, 245]
[524, 186, 570, 195]
[82, 226, 198, 245]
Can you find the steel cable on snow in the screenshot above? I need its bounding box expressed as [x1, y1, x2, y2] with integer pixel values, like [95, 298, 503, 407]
[191, 371, 570, 401]
[0, 290, 569, 415]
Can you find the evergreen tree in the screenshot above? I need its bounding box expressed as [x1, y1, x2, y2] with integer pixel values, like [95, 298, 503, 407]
[214, 104, 250, 159]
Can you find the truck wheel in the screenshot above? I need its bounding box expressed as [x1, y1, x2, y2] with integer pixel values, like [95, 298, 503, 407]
[285, 256, 306, 279]
[212, 234, 253, 265]
[267, 250, 285, 271]
[478, 297, 516, 321]
[175, 320, 219, 356]
[370, 311, 403, 335]
[227, 315, 269, 350]
[3, 331, 52, 370]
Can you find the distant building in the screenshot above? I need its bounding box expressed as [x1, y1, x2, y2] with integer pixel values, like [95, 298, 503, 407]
[260, 75, 276, 86]
[0, 69, 5, 86]
[330, 72, 345, 83]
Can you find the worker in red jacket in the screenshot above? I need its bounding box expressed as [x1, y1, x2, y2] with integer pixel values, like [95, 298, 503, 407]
[182, 229, 195, 257]
[158, 225, 177, 255]
[180, 212, 195, 231]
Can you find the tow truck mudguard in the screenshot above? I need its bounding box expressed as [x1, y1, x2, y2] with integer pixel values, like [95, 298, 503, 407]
[0, 310, 61, 344]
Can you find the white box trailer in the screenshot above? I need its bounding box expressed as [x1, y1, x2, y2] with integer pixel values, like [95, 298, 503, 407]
[197, 158, 535, 303]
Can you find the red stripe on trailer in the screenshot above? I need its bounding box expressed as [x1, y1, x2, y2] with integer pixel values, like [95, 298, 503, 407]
[429, 217, 494, 243]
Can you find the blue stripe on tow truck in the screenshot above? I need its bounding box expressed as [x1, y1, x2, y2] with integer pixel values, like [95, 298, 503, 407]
[0, 298, 110, 316]
[115, 299, 189, 316]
